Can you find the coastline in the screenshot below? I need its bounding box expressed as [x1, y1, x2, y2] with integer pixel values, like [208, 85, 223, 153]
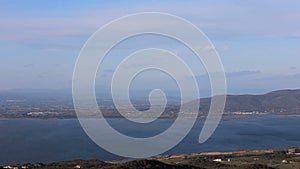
[1, 147, 299, 169]
[1, 113, 300, 120]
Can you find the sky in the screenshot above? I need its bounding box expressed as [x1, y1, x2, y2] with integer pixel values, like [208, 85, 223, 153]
[1, 0, 300, 95]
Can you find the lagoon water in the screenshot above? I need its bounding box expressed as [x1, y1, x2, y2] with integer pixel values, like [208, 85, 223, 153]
[0, 115, 300, 165]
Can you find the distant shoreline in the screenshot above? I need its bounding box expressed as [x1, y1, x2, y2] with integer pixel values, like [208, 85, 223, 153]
[1, 113, 300, 120]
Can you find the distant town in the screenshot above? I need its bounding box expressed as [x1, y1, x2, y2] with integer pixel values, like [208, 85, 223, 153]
[1, 89, 300, 119]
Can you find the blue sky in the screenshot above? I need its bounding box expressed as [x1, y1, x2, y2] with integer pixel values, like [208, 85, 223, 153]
[0, 0, 300, 95]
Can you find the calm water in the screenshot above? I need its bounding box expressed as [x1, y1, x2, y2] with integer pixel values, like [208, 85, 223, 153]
[0, 115, 299, 165]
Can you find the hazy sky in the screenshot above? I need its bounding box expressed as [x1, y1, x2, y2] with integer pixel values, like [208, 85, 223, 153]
[1, 0, 300, 94]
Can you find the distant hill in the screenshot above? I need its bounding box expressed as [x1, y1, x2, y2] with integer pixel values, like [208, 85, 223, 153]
[190, 89, 300, 114]
[1, 88, 300, 117]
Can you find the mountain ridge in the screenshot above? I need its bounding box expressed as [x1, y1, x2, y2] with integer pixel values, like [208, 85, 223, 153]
[189, 89, 300, 114]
